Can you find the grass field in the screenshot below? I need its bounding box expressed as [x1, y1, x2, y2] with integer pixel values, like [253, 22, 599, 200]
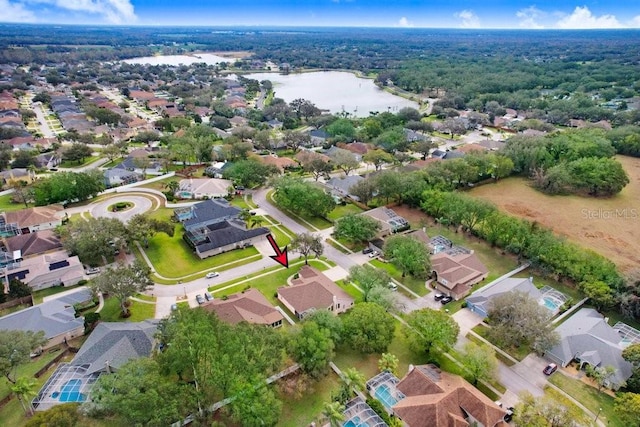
[548, 373, 623, 427]
[470, 155, 640, 272]
[326, 203, 365, 223]
[369, 259, 428, 296]
[59, 155, 102, 169]
[98, 297, 156, 322]
[0, 194, 31, 212]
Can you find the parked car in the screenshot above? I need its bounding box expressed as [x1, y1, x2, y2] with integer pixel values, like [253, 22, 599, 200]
[206, 272, 220, 279]
[362, 247, 373, 255]
[368, 250, 379, 258]
[504, 407, 515, 422]
[204, 292, 214, 301]
[388, 282, 398, 291]
[195, 294, 205, 305]
[434, 292, 445, 301]
[440, 295, 453, 305]
[543, 363, 558, 375]
[85, 267, 101, 275]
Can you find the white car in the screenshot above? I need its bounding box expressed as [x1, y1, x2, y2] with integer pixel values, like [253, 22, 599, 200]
[206, 272, 220, 279]
[85, 267, 101, 275]
[368, 251, 379, 258]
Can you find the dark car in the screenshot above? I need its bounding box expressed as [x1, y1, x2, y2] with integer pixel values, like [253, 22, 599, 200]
[434, 292, 445, 301]
[362, 247, 373, 254]
[504, 407, 515, 422]
[204, 292, 214, 301]
[543, 363, 558, 375]
[440, 295, 453, 305]
[195, 294, 205, 305]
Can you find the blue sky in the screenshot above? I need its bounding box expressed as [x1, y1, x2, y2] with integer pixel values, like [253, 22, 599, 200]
[2, 1, 640, 29]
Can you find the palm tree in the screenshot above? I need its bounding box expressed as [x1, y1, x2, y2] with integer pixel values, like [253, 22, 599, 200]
[322, 401, 345, 427]
[337, 368, 365, 403]
[239, 209, 252, 223]
[11, 376, 37, 416]
[164, 180, 179, 194]
[378, 352, 399, 376]
[249, 216, 265, 229]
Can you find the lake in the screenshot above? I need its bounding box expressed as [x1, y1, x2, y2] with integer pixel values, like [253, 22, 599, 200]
[245, 71, 419, 117]
[122, 53, 235, 66]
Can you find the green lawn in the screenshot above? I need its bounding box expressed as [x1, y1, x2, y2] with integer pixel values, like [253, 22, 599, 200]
[98, 297, 155, 322]
[213, 259, 329, 305]
[230, 195, 254, 210]
[548, 373, 623, 427]
[138, 175, 179, 192]
[335, 279, 365, 303]
[141, 224, 260, 278]
[326, 238, 351, 254]
[0, 194, 31, 212]
[59, 155, 102, 169]
[32, 284, 84, 304]
[277, 373, 338, 427]
[472, 324, 531, 361]
[326, 203, 365, 223]
[267, 190, 333, 231]
[466, 333, 515, 366]
[370, 259, 428, 296]
[544, 387, 592, 426]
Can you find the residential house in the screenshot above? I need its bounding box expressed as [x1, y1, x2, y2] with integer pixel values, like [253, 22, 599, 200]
[177, 178, 233, 199]
[204, 161, 230, 179]
[267, 118, 283, 129]
[32, 320, 158, 411]
[466, 277, 541, 318]
[477, 140, 506, 151]
[277, 265, 354, 319]
[404, 128, 428, 142]
[258, 154, 297, 172]
[35, 152, 61, 170]
[0, 288, 90, 350]
[0, 168, 36, 186]
[103, 168, 141, 188]
[545, 308, 633, 389]
[4, 229, 62, 258]
[115, 154, 163, 175]
[456, 143, 487, 154]
[309, 129, 329, 146]
[3, 205, 63, 235]
[429, 236, 488, 300]
[325, 175, 364, 201]
[202, 288, 283, 327]
[360, 207, 409, 237]
[178, 199, 269, 259]
[4, 250, 84, 291]
[365, 364, 507, 427]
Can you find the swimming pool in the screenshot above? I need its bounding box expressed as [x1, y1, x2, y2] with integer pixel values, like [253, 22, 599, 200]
[53, 379, 86, 402]
[343, 415, 368, 427]
[542, 297, 559, 311]
[375, 384, 398, 409]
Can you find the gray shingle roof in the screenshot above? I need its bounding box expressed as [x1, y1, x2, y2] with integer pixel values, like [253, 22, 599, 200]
[466, 277, 540, 314]
[182, 199, 240, 231]
[193, 220, 269, 254]
[71, 320, 158, 375]
[0, 288, 91, 339]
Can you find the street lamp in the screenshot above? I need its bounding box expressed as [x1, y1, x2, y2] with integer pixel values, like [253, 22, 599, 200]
[594, 407, 602, 422]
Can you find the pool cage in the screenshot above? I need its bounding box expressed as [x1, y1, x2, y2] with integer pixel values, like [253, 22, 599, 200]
[366, 371, 400, 393]
[539, 286, 568, 315]
[342, 396, 388, 427]
[32, 363, 101, 411]
[613, 322, 640, 348]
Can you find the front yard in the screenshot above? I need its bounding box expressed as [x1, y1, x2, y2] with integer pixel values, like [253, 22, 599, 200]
[369, 259, 428, 296]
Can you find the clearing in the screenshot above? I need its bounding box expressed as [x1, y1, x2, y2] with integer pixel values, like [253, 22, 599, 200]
[470, 155, 640, 272]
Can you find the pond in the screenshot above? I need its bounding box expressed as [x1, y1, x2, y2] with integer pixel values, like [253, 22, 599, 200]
[122, 53, 235, 66]
[245, 71, 419, 117]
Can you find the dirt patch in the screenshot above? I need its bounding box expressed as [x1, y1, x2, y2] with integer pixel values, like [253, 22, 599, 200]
[470, 155, 640, 272]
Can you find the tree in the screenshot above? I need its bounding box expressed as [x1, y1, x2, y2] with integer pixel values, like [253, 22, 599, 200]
[411, 139, 435, 160]
[326, 118, 356, 142]
[329, 148, 360, 176]
[335, 368, 365, 404]
[348, 178, 376, 206]
[378, 353, 399, 375]
[333, 214, 381, 243]
[282, 130, 311, 152]
[223, 158, 279, 188]
[8, 278, 31, 299]
[404, 308, 459, 356]
[375, 170, 404, 204]
[323, 401, 345, 427]
[89, 261, 153, 318]
[290, 233, 324, 264]
[614, 392, 640, 427]
[300, 155, 333, 182]
[272, 176, 335, 218]
[62, 143, 92, 163]
[0, 330, 46, 383]
[126, 214, 174, 248]
[289, 321, 334, 378]
[33, 171, 104, 206]
[347, 265, 397, 311]
[363, 149, 393, 171]
[9, 180, 32, 209]
[513, 391, 584, 427]
[11, 376, 37, 415]
[487, 291, 558, 352]
[58, 217, 128, 266]
[227, 381, 282, 427]
[585, 364, 618, 391]
[342, 302, 395, 353]
[580, 280, 615, 311]
[102, 144, 122, 163]
[26, 403, 80, 427]
[383, 235, 430, 278]
[460, 342, 498, 386]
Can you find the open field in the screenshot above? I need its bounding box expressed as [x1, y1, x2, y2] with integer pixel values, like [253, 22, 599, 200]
[470, 155, 640, 272]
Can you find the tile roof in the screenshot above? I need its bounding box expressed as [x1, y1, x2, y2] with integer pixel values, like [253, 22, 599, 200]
[278, 266, 353, 314]
[201, 288, 283, 326]
[393, 365, 506, 427]
[71, 320, 158, 375]
[431, 251, 488, 295]
[4, 205, 63, 228]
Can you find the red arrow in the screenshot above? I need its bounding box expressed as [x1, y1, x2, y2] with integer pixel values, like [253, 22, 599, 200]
[266, 234, 288, 268]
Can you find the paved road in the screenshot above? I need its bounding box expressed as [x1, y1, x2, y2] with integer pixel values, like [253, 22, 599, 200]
[90, 195, 153, 224]
[32, 102, 55, 138]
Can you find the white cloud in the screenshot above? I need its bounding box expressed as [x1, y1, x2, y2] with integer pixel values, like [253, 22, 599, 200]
[516, 6, 545, 29]
[26, 0, 137, 24]
[397, 17, 413, 28]
[455, 10, 480, 28]
[556, 6, 623, 29]
[0, 0, 36, 22]
[630, 15, 640, 28]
